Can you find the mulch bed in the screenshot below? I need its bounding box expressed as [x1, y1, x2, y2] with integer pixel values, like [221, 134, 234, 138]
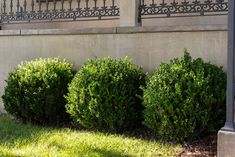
[121, 125, 217, 157]
[116, 125, 218, 157]
[179, 134, 217, 157]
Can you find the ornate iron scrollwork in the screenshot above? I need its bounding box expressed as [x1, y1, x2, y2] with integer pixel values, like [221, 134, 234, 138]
[140, 0, 228, 18]
[0, 0, 119, 24]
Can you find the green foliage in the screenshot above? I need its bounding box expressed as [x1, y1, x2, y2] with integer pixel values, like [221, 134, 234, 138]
[0, 115, 182, 157]
[2, 58, 74, 125]
[142, 49, 226, 142]
[65, 57, 146, 132]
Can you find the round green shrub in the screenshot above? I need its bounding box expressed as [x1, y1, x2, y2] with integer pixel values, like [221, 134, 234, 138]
[142, 50, 226, 142]
[2, 58, 74, 125]
[65, 57, 146, 131]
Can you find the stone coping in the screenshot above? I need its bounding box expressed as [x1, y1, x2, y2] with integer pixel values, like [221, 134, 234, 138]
[0, 25, 227, 36]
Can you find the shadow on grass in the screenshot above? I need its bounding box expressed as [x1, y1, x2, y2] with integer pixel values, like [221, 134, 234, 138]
[0, 115, 49, 145]
[0, 115, 136, 157]
[69, 122, 163, 143]
[0, 114, 179, 149]
[0, 147, 130, 157]
[89, 147, 131, 157]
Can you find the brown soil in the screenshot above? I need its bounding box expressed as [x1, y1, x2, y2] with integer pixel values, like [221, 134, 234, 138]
[179, 134, 217, 157]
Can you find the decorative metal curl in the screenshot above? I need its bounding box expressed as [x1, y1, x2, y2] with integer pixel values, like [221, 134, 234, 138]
[0, 0, 119, 24]
[140, 0, 228, 18]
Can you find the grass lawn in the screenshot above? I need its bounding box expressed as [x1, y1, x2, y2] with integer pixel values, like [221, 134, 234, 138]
[0, 115, 182, 157]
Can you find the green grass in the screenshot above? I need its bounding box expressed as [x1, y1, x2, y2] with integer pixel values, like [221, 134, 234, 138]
[0, 115, 182, 157]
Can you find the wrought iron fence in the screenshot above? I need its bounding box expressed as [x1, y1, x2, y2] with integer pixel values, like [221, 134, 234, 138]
[140, 0, 228, 18]
[0, 0, 229, 25]
[0, 0, 119, 24]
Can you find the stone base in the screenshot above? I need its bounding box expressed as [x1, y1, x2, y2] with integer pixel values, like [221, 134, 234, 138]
[218, 130, 235, 157]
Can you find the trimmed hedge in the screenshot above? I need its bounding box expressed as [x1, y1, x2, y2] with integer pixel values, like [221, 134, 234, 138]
[142, 50, 226, 142]
[65, 57, 146, 132]
[2, 58, 73, 125]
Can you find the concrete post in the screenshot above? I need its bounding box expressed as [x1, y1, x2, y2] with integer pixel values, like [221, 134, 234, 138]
[119, 0, 141, 27]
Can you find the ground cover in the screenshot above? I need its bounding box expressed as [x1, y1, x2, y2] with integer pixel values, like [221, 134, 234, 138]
[0, 115, 182, 157]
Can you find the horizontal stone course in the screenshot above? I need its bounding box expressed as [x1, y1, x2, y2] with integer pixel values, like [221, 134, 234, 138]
[0, 25, 228, 36]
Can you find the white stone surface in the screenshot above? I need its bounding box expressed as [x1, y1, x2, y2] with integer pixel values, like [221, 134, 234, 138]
[0, 29, 227, 112]
[218, 130, 235, 157]
[120, 0, 140, 27]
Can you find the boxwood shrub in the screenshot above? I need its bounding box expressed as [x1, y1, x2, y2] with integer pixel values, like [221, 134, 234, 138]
[142, 50, 226, 142]
[2, 58, 73, 125]
[65, 57, 146, 132]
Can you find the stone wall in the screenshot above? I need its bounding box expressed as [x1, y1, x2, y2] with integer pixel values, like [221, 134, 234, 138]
[0, 25, 227, 112]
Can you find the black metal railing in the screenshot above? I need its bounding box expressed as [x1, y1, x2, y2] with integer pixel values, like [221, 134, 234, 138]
[0, 0, 229, 24]
[140, 0, 228, 18]
[0, 0, 119, 24]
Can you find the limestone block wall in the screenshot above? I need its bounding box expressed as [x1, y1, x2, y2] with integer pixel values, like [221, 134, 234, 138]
[0, 25, 227, 113]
